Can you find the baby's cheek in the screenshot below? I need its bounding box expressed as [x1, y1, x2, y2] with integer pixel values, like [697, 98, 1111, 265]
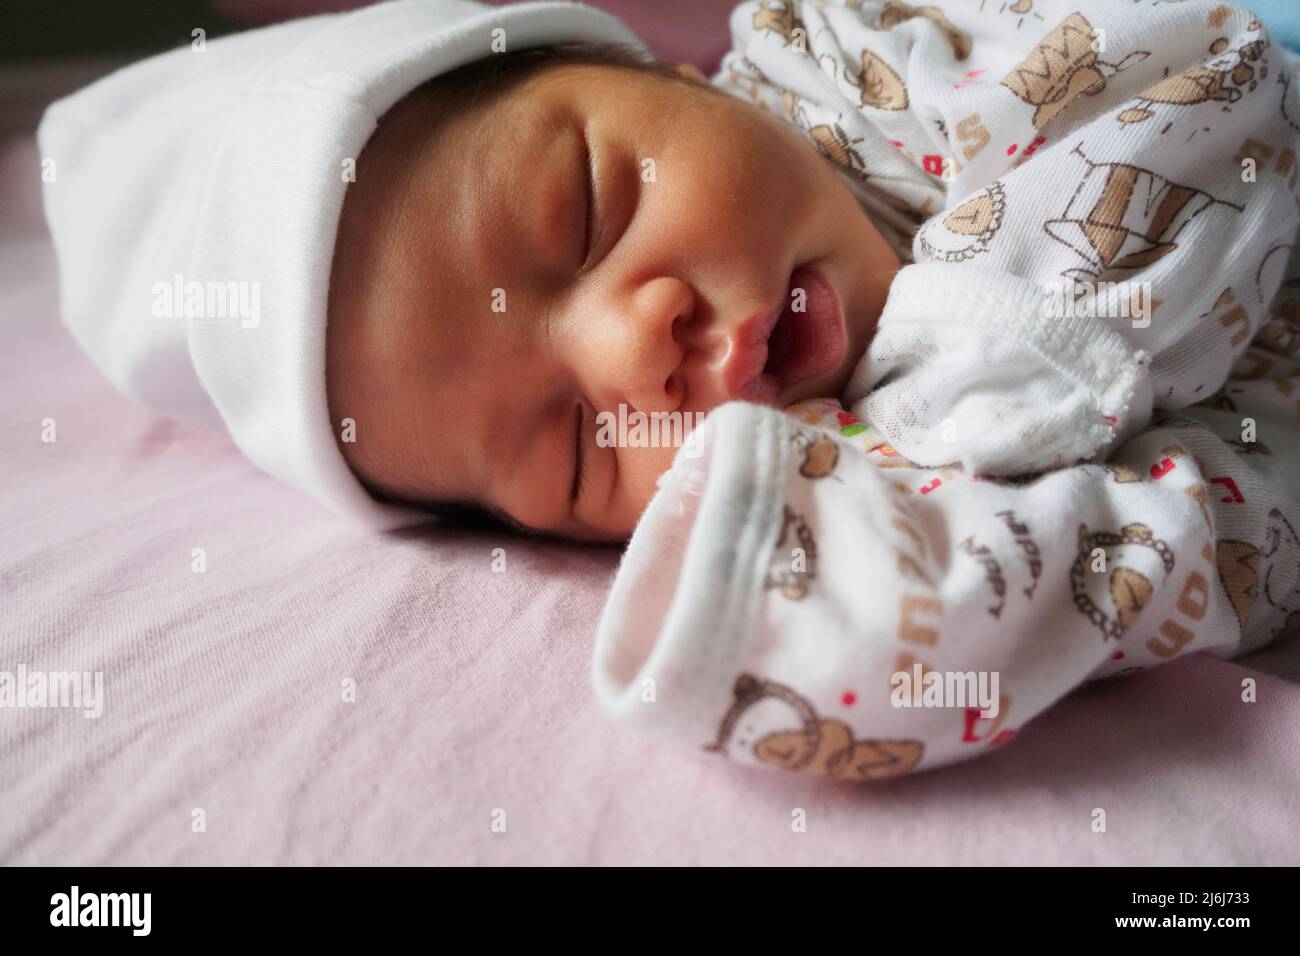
[609, 444, 682, 529]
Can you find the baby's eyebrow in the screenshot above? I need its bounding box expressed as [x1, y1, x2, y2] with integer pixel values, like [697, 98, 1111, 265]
[445, 380, 561, 539]
[453, 105, 577, 292]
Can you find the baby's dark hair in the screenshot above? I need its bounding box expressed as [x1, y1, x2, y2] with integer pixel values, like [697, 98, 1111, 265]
[415, 39, 698, 113]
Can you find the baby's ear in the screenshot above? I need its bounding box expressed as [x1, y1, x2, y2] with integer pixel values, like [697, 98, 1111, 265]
[675, 63, 708, 84]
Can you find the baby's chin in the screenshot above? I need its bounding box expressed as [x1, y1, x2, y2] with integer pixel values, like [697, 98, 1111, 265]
[774, 359, 857, 411]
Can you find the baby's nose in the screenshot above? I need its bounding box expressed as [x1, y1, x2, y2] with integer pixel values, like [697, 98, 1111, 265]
[615, 333, 686, 414]
[614, 276, 695, 411]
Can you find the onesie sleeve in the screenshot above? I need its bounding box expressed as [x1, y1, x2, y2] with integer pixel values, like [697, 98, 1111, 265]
[591, 368, 1300, 781]
[714, 0, 1300, 474]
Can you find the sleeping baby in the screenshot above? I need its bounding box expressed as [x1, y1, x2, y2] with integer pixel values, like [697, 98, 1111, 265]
[41, 0, 1300, 781]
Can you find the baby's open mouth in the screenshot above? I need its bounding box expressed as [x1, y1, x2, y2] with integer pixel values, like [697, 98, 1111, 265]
[730, 266, 847, 405]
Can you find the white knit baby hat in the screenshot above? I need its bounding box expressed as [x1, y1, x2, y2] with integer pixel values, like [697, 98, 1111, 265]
[39, 0, 646, 527]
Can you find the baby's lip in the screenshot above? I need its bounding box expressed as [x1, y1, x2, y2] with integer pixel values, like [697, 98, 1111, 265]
[722, 293, 785, 406]
[723, 266, 846, 406]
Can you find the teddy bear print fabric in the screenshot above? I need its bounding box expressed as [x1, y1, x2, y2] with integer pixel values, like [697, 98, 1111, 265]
[714, 0, 1300, 477]
[591, 333, 1300, 780]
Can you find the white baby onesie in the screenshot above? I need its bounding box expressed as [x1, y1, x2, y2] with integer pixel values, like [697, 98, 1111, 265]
[590, 0, 1300, 781]
[714, 0, 1300, 474]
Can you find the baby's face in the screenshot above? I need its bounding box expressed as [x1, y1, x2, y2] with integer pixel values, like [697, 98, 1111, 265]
[328, 62, 899, 541]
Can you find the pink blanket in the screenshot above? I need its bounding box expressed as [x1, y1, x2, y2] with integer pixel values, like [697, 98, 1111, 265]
[3, 44, 1299, 864]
